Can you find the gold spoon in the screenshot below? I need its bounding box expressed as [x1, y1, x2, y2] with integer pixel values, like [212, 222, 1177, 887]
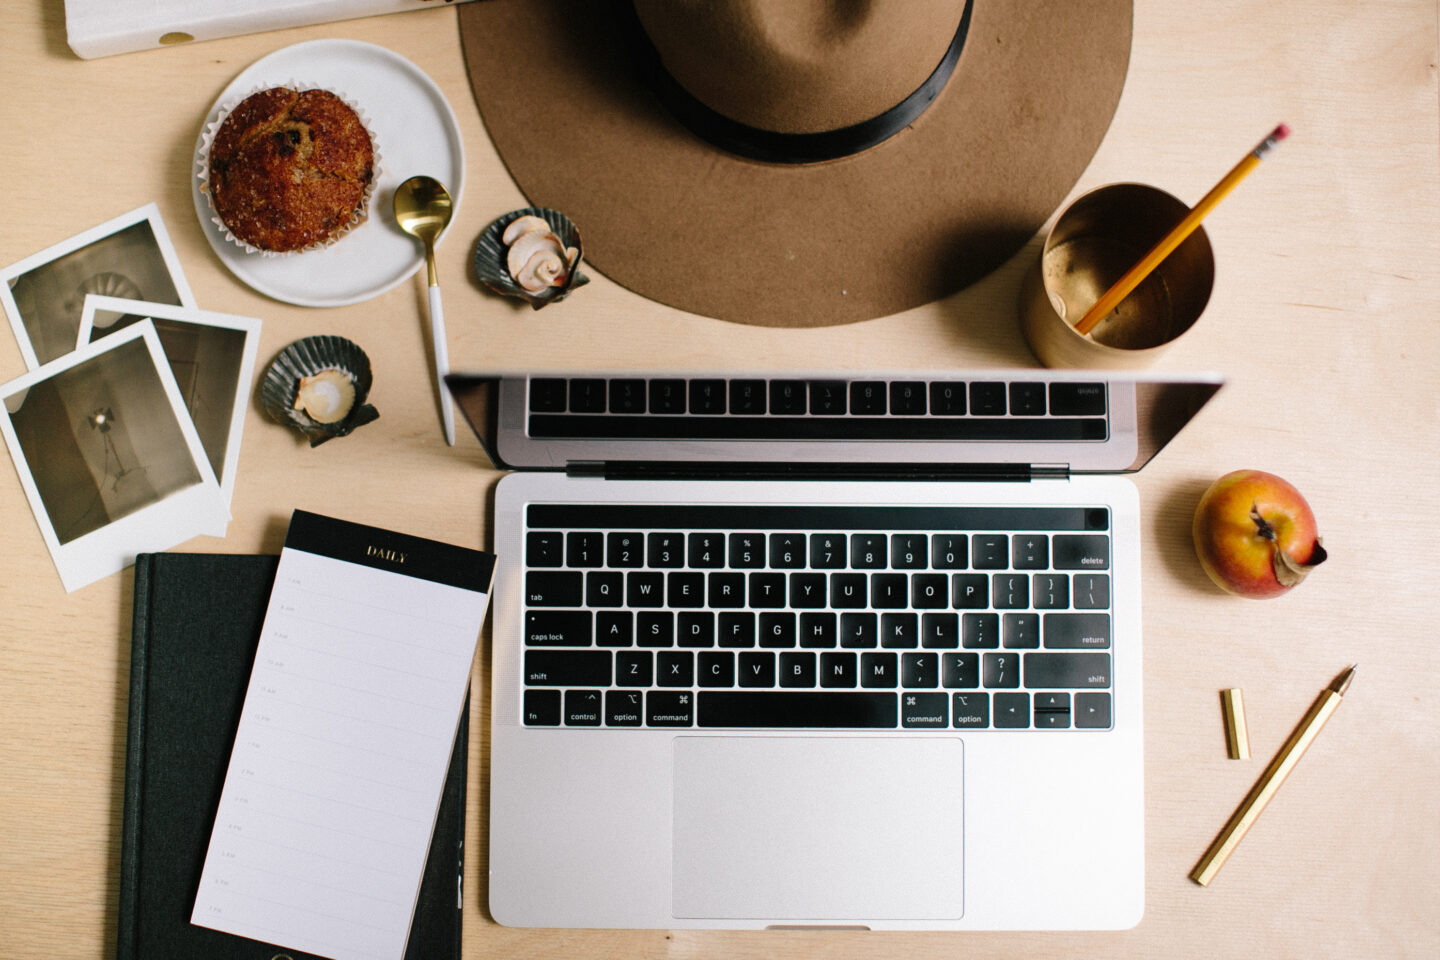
[394, 175, 456, 445]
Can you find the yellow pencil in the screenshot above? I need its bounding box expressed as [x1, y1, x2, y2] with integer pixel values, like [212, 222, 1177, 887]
[1073, 123, 1290, 337]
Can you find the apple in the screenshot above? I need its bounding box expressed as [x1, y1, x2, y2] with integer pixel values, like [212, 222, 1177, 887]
[1192, 469, 1327, 598]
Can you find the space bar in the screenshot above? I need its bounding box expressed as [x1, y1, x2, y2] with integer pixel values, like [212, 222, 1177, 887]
[697, 692, 898, 728]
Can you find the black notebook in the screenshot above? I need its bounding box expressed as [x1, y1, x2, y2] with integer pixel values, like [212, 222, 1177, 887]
[117, 552, 466, 960]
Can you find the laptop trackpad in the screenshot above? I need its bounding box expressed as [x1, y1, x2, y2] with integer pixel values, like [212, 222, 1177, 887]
[671, 736, 964, 921]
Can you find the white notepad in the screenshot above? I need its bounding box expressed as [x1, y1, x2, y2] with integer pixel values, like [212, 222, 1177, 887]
[192, 511, 494, 960]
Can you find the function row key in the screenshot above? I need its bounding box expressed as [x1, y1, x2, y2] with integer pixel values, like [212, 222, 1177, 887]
[528, 377, 1107, 418]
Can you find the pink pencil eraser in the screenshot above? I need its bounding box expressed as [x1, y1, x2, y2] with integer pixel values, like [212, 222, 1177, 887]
[1273, 123, 1291, 140]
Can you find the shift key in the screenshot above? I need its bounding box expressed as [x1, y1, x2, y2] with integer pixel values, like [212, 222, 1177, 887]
[525, 650, 611, 686]
[1023, 652, 1110, 688]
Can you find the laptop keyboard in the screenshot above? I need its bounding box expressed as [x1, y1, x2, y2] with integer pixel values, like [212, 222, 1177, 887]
[519, 504, 1114, 731]
[525, 376, 1108, 442]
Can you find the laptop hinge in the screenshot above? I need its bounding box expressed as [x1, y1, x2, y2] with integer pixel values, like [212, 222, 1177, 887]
[565, 461, 1051, 482]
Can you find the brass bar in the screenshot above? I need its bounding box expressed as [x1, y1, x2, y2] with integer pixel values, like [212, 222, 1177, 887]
[1222, 688, 1250, 760]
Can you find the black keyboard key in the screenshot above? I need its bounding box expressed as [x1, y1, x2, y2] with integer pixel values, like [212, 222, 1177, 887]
[609, 379, 646, 413]
[1075, 692, 1113, 728]
[1012, 534, 1048, 569]
[851, 534, 888, 569]
[901, 692, 949, 728]
[657, 651, 694, 686]
[941, 652, 979, 688]
[779, 652, 816, 687]
[729, 533, 766, 568]
[566, 531, 603, 567]
[738, 652, 776, 686]
[586, 571, 623, 607]
[667, 572, 704, 607]
[649, 379, 686, 413]
[841, 612, 877, 648]
[596, 611, 632, 647]
[526, 531, 563, 567]
[689, 379, 726, 414]
[890, 381, 927, 415]
[719, 612, 756, 648]
[1074, 574, 1111, 609]
[810, 533, 848, 569]
[1002, 613, 1040, 649]
[749, 573, 786, 608]
[891, 533, 928, 569]
[881, 613, 917, 648]
[524, 689, 561, 725]
[697, 691, 898, 728]
[809, 381, 847, 414]
[1009, 382, 1047, 415]
[627, 571, 664, 607]
[1033, 573, 1069, 609]
[819, 652, 857, 688]
[799, 612, 836, 648]
[569, 378, 606, 412]
[850, 381, 888, 415]
[831, 573, 867, 608]
[931, 534, 968, 569]
[790, 573, 827, 608]
[647, 691, 694, 727]
[615, 651, 652, 686]
[1049, 382, 1106, 416]
[525, 610, 591, 646]
[528, 378, 568, 412]
[769, 533, 806, 569]
[637, 611, 673, 647]
[698, 651, 735, 687]
[759, 612, 796, 647]
[1034, 692, 1071, 730]
[872, 573, 908, 608]
[970, 381, 1006, 415]
[708, 572, 745, 607]
[920, 612, 958, 648]
[678, 611, 714, 647]
[962, 612, 999, 648]
[901, 652, 938, 688]
[1043, 613, 1111, 649]
[952, 573, 988, 608]
[993, 692, 1030, 728]
[688, 533, 726, 568]
[951, 691, 989, 728]
[729, 379, 766, 414]
[606, 690, 644, 726]
[647, 533, 685, 568]
[770, 380, 807, 414]
[526, 571, 582, 606]
[929, 381, 966, 415]
[1023, 652, 1111, 688]
[972, 534, 1008, 569]
[993, 573, 1029, 609]
[606, 531, 644, 567]
[982, 652, 1020, 688]
[524, 650, 611, 686]
[1053, 534, 1110, 570]
[565, 690, 603, 726]
[860, 652, 897, 688]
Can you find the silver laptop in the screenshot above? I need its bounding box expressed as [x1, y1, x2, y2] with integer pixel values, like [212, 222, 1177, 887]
[448, 369, 1222, 930]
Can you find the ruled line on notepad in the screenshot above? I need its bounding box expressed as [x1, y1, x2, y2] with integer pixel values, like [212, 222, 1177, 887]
[270, 637, 459, 684]
[204, 887, 399, 947]
[243, 802, 410, 848]
[259, 750, 431, 797]
[283, 581, 484, 632]
[224, 856, 411, 907]
[278, 611, 474, 659]
[238, 718, 444, 768]
[279, 666, 454, 714]
[256, 694, 449, 743]
[235, 774, 426, 827]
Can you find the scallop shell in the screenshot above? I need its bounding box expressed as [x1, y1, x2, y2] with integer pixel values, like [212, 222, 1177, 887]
[259, 335, 379, 446]
[76, 271, 143, 301]
[474, 206, 589, 309]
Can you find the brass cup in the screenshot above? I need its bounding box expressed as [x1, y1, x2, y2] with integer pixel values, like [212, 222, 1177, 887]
[1020, 182, 1215, 369]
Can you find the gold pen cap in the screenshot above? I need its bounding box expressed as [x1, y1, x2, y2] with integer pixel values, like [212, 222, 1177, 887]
[1222, 688, 1250, 760]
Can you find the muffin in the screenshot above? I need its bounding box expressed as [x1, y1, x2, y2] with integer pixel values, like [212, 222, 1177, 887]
[207, 87, 374, 253]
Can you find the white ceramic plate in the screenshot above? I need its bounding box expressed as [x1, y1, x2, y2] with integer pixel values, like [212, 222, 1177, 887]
[192, 39, 466, 308]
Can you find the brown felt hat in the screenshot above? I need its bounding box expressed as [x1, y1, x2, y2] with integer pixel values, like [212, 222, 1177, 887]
[458, 0, 1132, 327]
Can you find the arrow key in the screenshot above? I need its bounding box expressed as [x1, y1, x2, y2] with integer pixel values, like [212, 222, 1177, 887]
[1074, 692, 1112, 729]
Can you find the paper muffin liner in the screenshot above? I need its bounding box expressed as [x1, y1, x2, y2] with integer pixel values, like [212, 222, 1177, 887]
[197, 81, 381, 257]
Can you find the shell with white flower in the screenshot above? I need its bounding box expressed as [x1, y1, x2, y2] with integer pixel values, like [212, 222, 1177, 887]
[474, 207, 588, 308]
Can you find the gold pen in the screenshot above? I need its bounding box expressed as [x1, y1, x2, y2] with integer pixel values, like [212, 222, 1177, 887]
[1190, 665, 1356, 886]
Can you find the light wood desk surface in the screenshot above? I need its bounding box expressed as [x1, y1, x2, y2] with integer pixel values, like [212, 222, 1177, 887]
[2, 2, 1437, 957]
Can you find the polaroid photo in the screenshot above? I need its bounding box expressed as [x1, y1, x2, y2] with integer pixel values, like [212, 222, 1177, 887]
[0, 321, 228, 593]
[79, 295, 260, 528]
[1, 203, 196, 370]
